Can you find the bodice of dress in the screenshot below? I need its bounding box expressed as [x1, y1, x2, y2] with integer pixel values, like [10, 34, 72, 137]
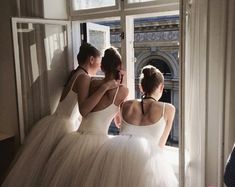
[54, 90, 79, 123]
[78, 86, 120, 135]
[54, 70, 85, 122]
[120, 103, 166, 144]
[78, 104, 119, 135]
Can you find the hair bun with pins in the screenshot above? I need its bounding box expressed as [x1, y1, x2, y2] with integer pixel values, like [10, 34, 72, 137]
[140, 65, 164, 95]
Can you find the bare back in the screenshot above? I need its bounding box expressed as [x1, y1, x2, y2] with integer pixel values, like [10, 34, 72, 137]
[121, 100, 165, 126]
[121, 100, 175, 147]
[89, 79, 128, 112]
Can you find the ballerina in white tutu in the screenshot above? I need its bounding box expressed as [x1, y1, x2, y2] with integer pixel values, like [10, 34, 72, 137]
[40, 46, 128, 187]
[81, 65, 178, 187]
[2, 43, 118, 187]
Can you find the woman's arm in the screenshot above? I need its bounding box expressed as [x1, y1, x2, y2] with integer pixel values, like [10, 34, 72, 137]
[74, 74, 118, 116]
[114, 112, 121, 128]
[159, 103, 175, 148]
[113, 87, 129, 128]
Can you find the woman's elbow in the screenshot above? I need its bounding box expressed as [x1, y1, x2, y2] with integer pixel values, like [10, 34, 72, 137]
[79, 107, 88, 117]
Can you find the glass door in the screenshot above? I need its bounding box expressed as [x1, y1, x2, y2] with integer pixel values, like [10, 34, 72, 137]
[11, 18, 71, 143]
[71, 20, 112, 76]
[86, 22, 110, 54]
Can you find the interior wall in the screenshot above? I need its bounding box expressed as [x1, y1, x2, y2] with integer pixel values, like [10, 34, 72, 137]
[206, 0, 227, 186]
[0, 0, 19, 144]
[224, 0, 235, 171]
[43, 0, 68, 19]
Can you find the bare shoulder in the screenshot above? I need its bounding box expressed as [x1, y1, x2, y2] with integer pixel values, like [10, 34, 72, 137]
[89, 79, 103, 94]
[164, 103, 175, 117]
[118, 85, 129, 98]
[73, 73, 91, 92]
[122, 99, 137, 109]
[76, 72, 90, 82]
[90, 79, 102, 88]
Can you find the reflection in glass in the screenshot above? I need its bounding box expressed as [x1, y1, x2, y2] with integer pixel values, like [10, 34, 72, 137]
[89, 30, 106, 53]
[16, 23, 69, 136]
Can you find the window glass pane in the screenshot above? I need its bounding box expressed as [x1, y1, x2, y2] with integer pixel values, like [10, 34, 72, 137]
[128, 0, 155, 3]
[73, 0, 116, 10]
[15, 22, 70, 137]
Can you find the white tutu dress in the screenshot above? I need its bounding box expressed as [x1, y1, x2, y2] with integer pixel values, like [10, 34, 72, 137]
[40, 88, 120, 187]
[2, 75, 81, 187]
[82, 103, 178, 187]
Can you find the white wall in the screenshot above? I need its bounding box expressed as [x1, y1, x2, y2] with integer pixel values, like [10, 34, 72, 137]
[43, 0, 68, 19]
[0, 0, 20, 145]
[224, 0, 235, 169]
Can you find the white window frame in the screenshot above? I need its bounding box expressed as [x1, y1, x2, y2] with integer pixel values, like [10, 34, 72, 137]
[11, 17, 72, 143]
[124, 0, 179, 11]
[69, 0, 120, 17]
[69, 0, 183, 185]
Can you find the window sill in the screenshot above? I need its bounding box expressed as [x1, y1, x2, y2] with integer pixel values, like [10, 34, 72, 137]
[164, 146, 190, 178]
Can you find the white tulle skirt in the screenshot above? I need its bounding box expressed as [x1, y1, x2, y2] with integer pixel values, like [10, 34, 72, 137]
[40, 132, 113, 187]
[81, 135, 178, 187]
[2, 115, 77, 187]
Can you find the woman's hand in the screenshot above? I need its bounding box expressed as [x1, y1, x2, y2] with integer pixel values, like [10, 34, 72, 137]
[114, 112, 121, 128]
[102, 79, 119, 91]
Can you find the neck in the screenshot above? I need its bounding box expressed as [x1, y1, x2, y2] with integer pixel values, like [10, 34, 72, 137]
[103, 73, 115, 82]
[78, 64, 89, 74]
[145, 92, 160, 101]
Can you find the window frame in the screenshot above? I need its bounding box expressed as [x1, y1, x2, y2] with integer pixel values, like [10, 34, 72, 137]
[11, 17, 72, 143]
[68, 0, 184, 185]
[69, 0, 120, 17]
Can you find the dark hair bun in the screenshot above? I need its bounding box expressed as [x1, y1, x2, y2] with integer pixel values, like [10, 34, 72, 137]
[140, 65, 164, 95]
[142, 67, 155, 78]
[77, 43, 101, 65]
[101, 47, 122, 79]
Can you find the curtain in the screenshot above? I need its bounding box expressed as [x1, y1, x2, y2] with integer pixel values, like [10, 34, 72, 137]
[184, 0, 207, 186]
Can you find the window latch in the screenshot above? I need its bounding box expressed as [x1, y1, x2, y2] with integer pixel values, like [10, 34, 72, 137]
[120, 32, 125, 40]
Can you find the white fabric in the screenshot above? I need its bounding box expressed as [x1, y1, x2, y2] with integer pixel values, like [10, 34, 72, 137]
[40, 103, 119, 187]
[2, 80, 80, 187]
[79, 105, 178, 187]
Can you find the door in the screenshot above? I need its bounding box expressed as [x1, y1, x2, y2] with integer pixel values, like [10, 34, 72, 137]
[12, 18, 72, 143]
[86, 22, 110, 53]
[72, 21, 110, 75]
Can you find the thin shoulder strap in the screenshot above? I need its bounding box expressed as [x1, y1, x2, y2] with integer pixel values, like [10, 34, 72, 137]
[60, 70, 85, 101]
[162, 103, 166, 117]
[112, 86, 120, 104]
[71, 70, 85, 89]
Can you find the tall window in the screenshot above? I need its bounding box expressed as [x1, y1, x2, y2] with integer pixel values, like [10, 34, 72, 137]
[69, 0, 182, 183]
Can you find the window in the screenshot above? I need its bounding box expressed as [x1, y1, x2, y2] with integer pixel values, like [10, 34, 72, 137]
[128, 0, 155, 3]
[73, 0, 116, 10]
[69, 0, 182, 182]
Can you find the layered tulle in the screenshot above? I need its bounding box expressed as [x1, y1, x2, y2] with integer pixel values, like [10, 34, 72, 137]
[2, 115, 76, 187]
[40, 103, 120, 187]
[80, 135, 178, 187]
[40, 132, 113, 187]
